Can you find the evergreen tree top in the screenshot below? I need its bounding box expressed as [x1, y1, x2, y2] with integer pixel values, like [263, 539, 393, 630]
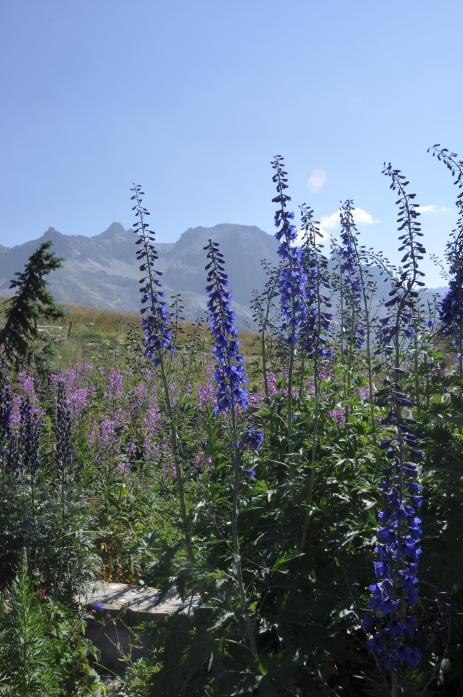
[0, 240, 64, 362]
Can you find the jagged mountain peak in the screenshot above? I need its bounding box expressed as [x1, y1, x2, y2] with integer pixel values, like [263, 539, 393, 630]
[0, 222, 277, 325]
[0, 222, 446, 327]
[178, 223, 270, 246]
[41, 226, 62, 241]
[99, 222, 128, 238]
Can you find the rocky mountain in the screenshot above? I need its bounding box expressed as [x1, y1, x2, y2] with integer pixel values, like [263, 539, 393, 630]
[0, 223, 278, 325]
[0, 223, 445, 327]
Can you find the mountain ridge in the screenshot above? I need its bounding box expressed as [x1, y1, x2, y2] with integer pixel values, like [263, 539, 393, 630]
[0, 223, 446, 326]
[0, 223, 278, 325]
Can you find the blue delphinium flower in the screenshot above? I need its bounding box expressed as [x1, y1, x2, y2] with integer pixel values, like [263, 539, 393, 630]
[271, 156, 307, 347]
[0, 377, 12, 472]
[19, 397, 40, 471]
[365, 164, 425, 676]
[378, 165, 425, 356]
[440, 279, 463, 338]
[204, 239, 248, 413]
[299, 204, 332, 358]
[56, 380, 73, 473]
[338, 200, 365, 350]
[428, 146, 463, 367]
[243, 428, 264, 450]
[365, 380, 423, 671]
[130, 184, 173, 366]
[0, 377, 12, 441]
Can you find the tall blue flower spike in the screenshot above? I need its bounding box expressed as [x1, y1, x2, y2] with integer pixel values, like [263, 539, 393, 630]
[365, 164, 425, 673]
[20, 397, 40, 472]
[271, 156, 307, 347]
[428, 146, 463, 356]
[378, 164, 425, 355]
[365, 380, 423, 670]
[299, 204, 332, 359]
[204, 239, 248, 413]
[130, 184, 173, 367]
[338, 200, 365, 350]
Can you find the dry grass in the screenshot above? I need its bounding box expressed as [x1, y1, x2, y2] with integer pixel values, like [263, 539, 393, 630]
[35, 305, 261, 370]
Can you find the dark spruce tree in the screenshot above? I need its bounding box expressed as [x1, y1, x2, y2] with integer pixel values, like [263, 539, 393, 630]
[0, 240, 64, 369]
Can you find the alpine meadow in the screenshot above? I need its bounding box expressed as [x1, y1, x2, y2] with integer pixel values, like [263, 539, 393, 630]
[0, 145, 463, 696]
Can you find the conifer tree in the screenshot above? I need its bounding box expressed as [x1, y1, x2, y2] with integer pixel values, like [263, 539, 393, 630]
[0, 240, 64, 366]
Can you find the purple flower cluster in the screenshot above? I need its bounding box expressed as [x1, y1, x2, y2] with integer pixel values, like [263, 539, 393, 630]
[131, 184, 172, 366]
[106, 368, 124, 399]
[243, 428, 264, 451]
[194, 451, 214, 475]
[143, 406, 163, 460]
[50, 366, 95, 417]
[204, 239, 248, 412]
[366, 382, 422, 670]
[198, 381, 215, 409]
[271, 156, 307, 347]
[329, 408, 345, 424]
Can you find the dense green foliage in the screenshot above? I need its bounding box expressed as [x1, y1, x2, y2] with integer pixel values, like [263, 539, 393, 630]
[0, 554, 101, 696]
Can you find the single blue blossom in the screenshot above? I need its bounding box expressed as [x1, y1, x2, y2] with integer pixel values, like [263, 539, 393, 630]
[243, 428, 264, 450]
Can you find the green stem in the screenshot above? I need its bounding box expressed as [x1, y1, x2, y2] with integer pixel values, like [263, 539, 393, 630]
[159, 357, 194, 566]
[230, 405, 258, 659]
[287, 346, 294, 449]
[413, 332, 420, 411]
[299, 354, 320, 552]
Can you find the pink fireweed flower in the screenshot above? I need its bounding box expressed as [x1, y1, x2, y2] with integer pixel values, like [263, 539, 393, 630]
[144, 406, 161, 432]
[143, 407, 163, 460]
[266, 372, 279, 396]
[303, 381, 316, 397]
[249, 391, 265, 408]
[198, 382, 215, 409]
[127, 441, 137, 456]
[134, 383, 148, 399]
[17, 372, 36, 399]
[90, 418, 119, 451]
[131, 383, 149, 412]
[68, 387, 94, 416]
[114, 409, 130, 430]
[329, 409, 346, 424]
[107, 368, 123, 399]
[194, 451, 214, 475]
[10, 394, 22, 428]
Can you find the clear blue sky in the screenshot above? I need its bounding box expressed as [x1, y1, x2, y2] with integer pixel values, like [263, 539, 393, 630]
[0, 0, 461, 285]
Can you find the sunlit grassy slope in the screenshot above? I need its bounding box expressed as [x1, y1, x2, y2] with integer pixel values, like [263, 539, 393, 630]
[26, 305, 261, 370]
